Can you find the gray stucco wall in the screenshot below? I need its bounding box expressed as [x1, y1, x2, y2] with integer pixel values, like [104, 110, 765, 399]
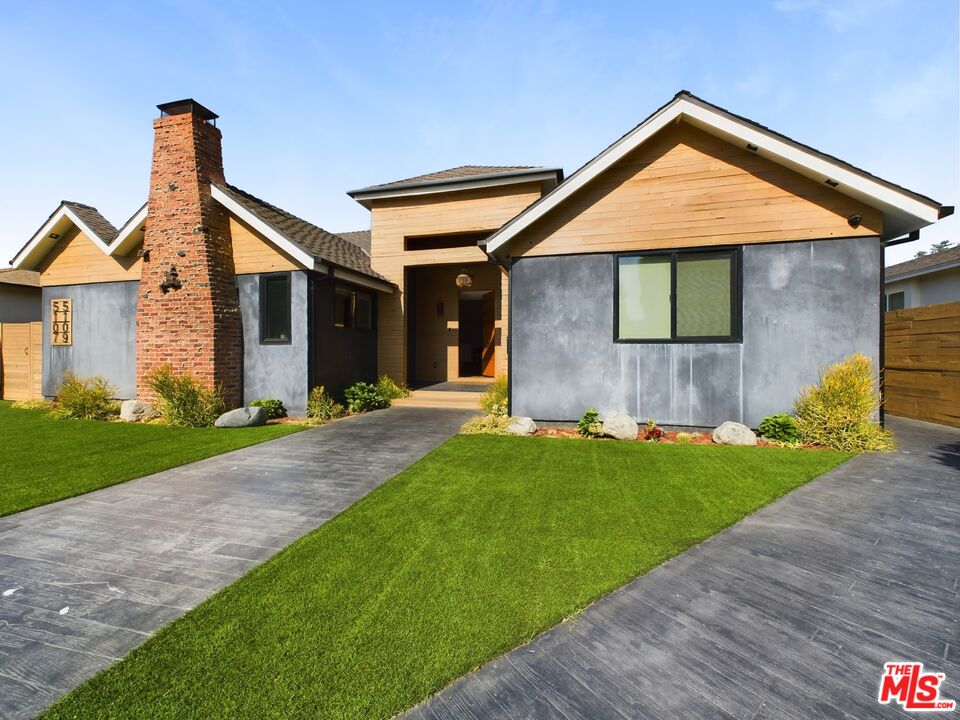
[238, 272, 309, 415]
[510, 236, 881, 427]
[0, 285, 41, 322]
[42, 282, 139, 398]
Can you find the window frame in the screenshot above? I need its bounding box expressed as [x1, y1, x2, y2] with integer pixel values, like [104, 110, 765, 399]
[259, 272, 292, 345]
[885, 291, 905, 312]
[334, 283, 376, 332]
[614, 246, 743, 344]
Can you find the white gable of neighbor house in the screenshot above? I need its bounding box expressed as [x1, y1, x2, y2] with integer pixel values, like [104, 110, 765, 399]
[485, 93, 943, 255]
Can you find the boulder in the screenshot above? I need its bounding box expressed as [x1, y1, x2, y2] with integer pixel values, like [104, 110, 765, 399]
[505, 416, 537, 435]
[603, 411, 639, 440]
[712, 421, 757, 446]
[215, 406, 267, 428]
[120, 399, 158, 423]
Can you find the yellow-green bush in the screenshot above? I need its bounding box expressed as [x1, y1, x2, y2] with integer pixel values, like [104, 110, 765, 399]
[52, 373, 119, 420]
[793, 353, 893, 452]
[305, 386, 345, 424]
[460, 414, 510, 435]
[148, 366, 226, 428]
[376, 374, 410, 400]
[480, 375, 508, 417]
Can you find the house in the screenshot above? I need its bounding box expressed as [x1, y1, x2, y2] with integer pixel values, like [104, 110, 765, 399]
[884, 245, 960, 310]
[9, 93, 949, 425]
[0, 269, 41, 323]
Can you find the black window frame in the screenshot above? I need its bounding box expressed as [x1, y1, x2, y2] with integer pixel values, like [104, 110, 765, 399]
[334, 283, 375, 332]
[614, 246, 743, 344]
[259, 272, 292, 345]
[885, 291, 905, 311]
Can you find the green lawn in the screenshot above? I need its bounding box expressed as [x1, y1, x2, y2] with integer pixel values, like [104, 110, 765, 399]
[43, 434, 849, 720]
[0, 401, 302, 517]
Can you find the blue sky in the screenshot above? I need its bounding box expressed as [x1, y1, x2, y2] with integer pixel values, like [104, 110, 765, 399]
[1, 0, 956, 265]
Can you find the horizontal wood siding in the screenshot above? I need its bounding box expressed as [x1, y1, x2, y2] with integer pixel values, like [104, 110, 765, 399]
[371, 183, 540, 381]
[39, 228, 142, 286]
[884, 301, 960, 427]
[229, 215, 301, 274]
[509, 122, 882, 258]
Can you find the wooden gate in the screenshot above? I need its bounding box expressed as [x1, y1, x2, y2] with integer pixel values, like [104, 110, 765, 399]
[0, 322, 42, 401]
[884, 301, 960, 428]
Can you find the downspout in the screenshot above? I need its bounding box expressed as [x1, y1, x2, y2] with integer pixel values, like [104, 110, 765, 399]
[484, 245, 513, 413]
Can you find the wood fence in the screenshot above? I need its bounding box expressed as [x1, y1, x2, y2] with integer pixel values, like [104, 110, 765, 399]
[884, 301, 960, 428]
[0, 322, 43, 401]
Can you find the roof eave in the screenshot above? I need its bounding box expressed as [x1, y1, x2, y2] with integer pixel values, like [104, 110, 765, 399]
[886, 258, 960, 283]
[12, 203, 114, 269]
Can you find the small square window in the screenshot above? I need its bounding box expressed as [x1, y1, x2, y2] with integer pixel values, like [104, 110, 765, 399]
[334, 285, 375, 330]
[335, 286, 353, 328]
[886, 291, 905, 311]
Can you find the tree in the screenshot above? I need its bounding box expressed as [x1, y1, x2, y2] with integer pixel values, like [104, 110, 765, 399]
[915, 240, 956, 258]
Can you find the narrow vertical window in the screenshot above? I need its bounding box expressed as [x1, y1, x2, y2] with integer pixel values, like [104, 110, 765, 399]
[260, 274, 291, 343]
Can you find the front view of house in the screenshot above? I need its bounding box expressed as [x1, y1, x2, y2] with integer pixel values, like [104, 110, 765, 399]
[10, 93, 947, 424]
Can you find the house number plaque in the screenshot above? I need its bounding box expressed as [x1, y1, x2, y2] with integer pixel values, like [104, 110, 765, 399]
[51, 299, 72, 345]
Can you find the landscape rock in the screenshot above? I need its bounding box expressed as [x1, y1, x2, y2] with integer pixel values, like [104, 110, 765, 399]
[120, 399, 158, 423]
[712, 421, 757, 446]
[215, 406, 267, 428]
[505, 416, 538, 435]
[603, 411, 639, 440]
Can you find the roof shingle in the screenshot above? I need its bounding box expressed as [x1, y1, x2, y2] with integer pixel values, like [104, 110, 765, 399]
[351, 165, 549, 194]
[0, 268, 41, 287]
[63, 201, 118, 244]
[215, 184, 389, 283]
[886, 245, 960, 280]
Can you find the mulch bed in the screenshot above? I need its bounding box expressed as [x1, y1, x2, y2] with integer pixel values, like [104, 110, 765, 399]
[532, 426, 826, 449]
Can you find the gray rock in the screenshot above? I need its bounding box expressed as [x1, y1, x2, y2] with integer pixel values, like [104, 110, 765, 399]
[712, 421, 757, 446]
[215, 406, 267, 428]
[120, 399, 158, 423]
[505, 416, 537, 435]
[603, 411, 639, 440]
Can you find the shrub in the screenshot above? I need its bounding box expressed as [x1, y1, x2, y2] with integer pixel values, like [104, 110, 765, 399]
[344, 382, 391, 413]
[305, 386, 345, 424]
[643, 418, 664, 442]
[148, 365, 226, 428]
[675, 432, 692, 445]
[479, 375, 509, 417]
[250, 398, 287, 420]
[10, 399, 53, 411]
[52, 373, 119, 420]
[758, 413, 801, 444]
[376, 374, 410, 400]
[577, 408, 603, 438]
[460, 415, 510, 435]
[793, 353, 893, 452]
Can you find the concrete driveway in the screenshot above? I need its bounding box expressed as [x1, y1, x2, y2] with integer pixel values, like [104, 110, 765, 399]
[0, 406, 476, 720]
[404, 416, 960, 719]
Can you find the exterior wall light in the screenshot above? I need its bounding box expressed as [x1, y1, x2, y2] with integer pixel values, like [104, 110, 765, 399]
[456, 272, 473, 288]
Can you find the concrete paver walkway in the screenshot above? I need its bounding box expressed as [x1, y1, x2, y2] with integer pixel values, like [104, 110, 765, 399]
[405, 416, 960, 719]
[0, 407, 475, 720]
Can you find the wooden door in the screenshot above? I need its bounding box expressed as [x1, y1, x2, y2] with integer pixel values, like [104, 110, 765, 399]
[1, 322, 42, 400]
[480, 291, 496, 377]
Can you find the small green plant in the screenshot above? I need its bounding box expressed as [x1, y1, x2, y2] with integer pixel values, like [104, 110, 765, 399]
[148, 365, 226, 428]
[10, 398, 53, 411]
[643, 418, 664, 442]
[51, 373, 119, 420]
[758, 413, 801, 444]
[793, 353, 893, 452]
[344, 381, 390, 413]
[480, 375, 509, 417]
[460, 415, 510, 435]
[305, 386, 345, 424]
[577, 408, 604, 438]
[675, 432, 692, 445]
[376, 374, 410, 400]
[250, 398, 287, 420]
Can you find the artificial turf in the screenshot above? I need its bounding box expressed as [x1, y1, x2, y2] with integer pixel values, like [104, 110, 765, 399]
[42, 434, 849, 719]
[0, 401, 302, 517]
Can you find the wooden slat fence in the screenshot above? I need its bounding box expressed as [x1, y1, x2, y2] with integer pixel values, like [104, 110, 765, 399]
[884, 301, 960, 428]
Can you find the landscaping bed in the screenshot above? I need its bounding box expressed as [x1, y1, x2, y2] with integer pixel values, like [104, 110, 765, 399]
[42, 434, 850, 720]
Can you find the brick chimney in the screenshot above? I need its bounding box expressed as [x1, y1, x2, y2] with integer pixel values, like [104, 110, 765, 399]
[135, 99, 242, 407]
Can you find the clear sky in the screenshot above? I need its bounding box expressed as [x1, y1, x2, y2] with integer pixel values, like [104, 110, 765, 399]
[1, 0, 956, 265]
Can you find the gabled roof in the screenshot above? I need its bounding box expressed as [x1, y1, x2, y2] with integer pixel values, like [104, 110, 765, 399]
[485, 91, 947, 255]
[0, 268, 40, 287]
[886, 245, 960, 282]
[348, 165, 563, 208]
[211, 184, 391, 288]
[11, 201, 120, 268]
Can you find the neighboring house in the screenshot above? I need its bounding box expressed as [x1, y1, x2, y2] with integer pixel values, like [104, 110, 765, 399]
[0, 269, 41, 322]
[884, 245, 960, 310]
[9, 92, 949, 425]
